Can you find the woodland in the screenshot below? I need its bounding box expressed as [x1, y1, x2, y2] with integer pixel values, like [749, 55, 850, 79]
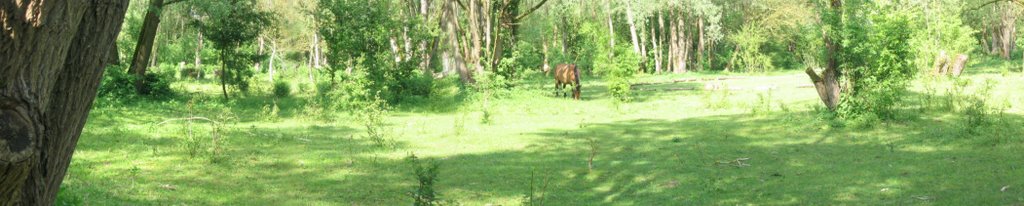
[2, 0, 1024, 205]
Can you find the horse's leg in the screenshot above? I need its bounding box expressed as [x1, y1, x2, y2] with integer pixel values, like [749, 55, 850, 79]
[557, 81, 565, 97]
[561, 82, 567, 97]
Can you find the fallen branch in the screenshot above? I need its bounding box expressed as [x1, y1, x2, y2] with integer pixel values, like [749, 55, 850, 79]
[631, 77, 746, 87]
[155, 117, 220, 126]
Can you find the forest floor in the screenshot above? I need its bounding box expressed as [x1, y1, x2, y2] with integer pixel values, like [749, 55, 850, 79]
[59, 56, 1024, 205]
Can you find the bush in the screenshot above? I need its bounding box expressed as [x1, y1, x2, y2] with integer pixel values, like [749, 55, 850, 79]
[141, 72, 174, 97]
[317, 69, 372, 111]
[838, 7, 916, 120]
[98, 65, 136, 99]
[407, 154, 443, 206]
[359, 94, 392, 147]
[273, 81, 291, 98]
[729, 24, 775, 72]
[98, 65, 174, 99]
[594, 45, 638, 103]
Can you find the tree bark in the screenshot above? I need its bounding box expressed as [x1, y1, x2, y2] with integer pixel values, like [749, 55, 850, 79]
[606, 0, 615, 57]
[256, 36, 264, 73]
[651, 19, 662, 74]
[807, 0, 843, 111]
[269, 41, 276, 83]
[656, 11, 664, 74]
[697, 16, 705, 71]
[195, 29, 203, 71]
[1000, 6, 1017, 59]
[626, 0, 644, 72]
[1, 1, 128, 204]
[128, 0, 166, 93]
[950, 54, 969, 77]
[220, 50, 229, 100]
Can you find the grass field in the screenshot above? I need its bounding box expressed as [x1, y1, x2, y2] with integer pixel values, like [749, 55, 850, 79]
[58, 57, 1024, 205]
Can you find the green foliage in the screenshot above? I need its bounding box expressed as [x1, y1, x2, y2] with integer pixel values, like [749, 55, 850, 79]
[195, 0, 273, 97]
[908, 0, 976, 71]
[272, 81, 291, 98]
[406, 154, 445, 206]
[837, 3, 918, 120]
[497, 40, 544, 83]
[359, 94, 393, 147]
[701, 87, 732, 110]
[594, 45, 637, 103]
[316, 63, 372, 111]
[728, 24, 775, 72]
[955, 79, 999, 135]
[317, 0, 435, 103]
[98, 65, 174, 100]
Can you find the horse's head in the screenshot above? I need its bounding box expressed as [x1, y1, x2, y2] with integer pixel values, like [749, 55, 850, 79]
[572, 86, 581, 100]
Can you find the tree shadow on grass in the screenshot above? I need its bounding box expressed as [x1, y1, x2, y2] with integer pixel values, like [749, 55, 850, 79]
[67, 106, 1024, 205]
[415, 109, 1024, 205]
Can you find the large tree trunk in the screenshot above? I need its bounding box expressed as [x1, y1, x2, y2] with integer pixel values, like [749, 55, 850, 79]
[673, 10, 688, 74]
[128, 0, 166, 93]
[807, 0, 842, 111]
[1000, 6, 1017, 59]
[0, 1, 129, 204]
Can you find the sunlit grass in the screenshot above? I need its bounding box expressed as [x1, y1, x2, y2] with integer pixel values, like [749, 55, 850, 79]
[59, 58, 1024, 205]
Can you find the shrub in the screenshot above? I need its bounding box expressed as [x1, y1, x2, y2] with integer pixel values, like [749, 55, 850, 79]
[407, 154, 443, 206]
[838, 7, 916, 120]
[98, 65, 136, 99]
[98, 65, 174, 99]
[273, 81, 291, 98]
[141, 72, 174, 97]
[316, 67, 372, 111]
[594, 46, 638, 103]
[728, 24, 775, 72]
[359, 94, 392, 147]
[958, 79, 998, 135]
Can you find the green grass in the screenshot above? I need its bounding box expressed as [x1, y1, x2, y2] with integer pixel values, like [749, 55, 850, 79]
[59, 59, 1024, 205]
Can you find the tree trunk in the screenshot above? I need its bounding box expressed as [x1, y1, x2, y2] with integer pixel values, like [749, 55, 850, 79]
[668, 11, 676, 72]
[651, 20, 662, 74]
[657, 11, 664, 74]
[673, 10, 688, 74]
[269, 41, 276, 83]
[129, 0, 166, 93]
[606, 0, 615, 57]
[950, 54, 969, 77]
[0, 1, 128, 204]
[625, 0, 644, 72]
[256, 36, 264, 73]
[807, 0, 842, 111]
[1001, 7, 1017, 59]
[697, 17, 705, 71]
[543, 36, 551, 75]
[725, 44, 739, 72]
[221, 50, 229, 100]
[451, 0, 473, 83]
[313, 33, 323, 69]
[195, 29, 203, 70]
[466, 0, 485, 79]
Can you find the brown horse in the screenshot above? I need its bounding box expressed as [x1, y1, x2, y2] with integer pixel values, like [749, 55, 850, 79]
[554, 64, 581, 100]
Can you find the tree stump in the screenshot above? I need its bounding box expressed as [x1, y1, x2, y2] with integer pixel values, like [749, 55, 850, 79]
[950, 54, 969, 77]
